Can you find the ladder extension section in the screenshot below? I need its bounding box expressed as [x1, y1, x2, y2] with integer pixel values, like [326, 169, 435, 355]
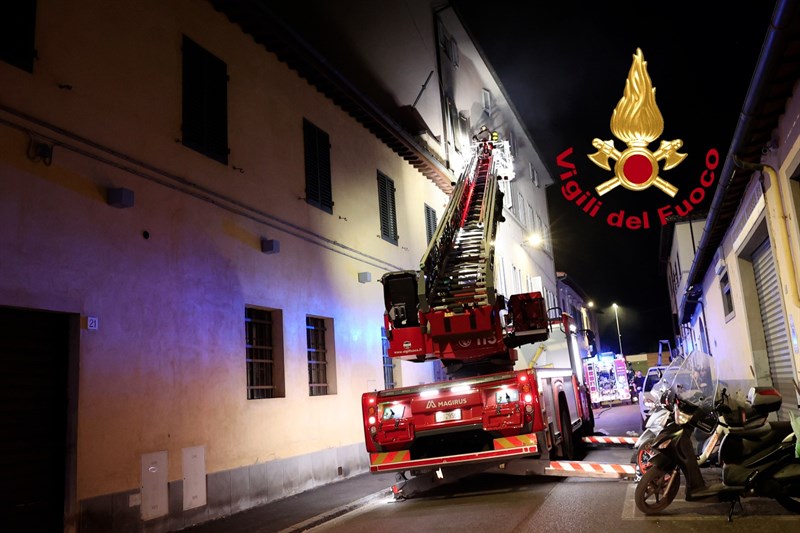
[418, 142, 505, 314]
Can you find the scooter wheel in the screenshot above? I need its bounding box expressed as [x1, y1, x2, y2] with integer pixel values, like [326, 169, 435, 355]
[635, 441, 655, 475]
[635, 465, 680, 514]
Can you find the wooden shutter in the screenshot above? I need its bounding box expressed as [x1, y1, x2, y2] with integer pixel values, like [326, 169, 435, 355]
[303, 119, 333, 213]
[378, 172, 398, 245]
[182, 36, 228, 164]
[0, 1, 37, 72]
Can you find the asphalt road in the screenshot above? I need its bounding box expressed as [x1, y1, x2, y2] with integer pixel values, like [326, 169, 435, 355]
[308, 404, 799, 533]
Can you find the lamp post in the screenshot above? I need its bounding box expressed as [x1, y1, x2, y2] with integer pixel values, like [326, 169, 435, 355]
[612, 303, 623, 356]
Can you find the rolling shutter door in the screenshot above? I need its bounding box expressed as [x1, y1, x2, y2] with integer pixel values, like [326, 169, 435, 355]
[752, 238, 798, 419]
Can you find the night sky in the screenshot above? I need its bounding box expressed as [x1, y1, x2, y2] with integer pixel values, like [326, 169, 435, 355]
[455, 1, 776, 354]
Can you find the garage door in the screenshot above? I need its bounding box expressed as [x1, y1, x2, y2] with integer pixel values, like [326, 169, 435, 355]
[752, 239, 799, 419]
[0, 307, 70, 530]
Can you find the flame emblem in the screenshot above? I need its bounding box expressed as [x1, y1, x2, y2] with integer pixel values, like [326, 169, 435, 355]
[588, 49, 686, 197]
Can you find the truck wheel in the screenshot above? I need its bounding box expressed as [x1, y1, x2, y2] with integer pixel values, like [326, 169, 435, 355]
[635, 465, 680, 514]
[559, 401, 575, 460]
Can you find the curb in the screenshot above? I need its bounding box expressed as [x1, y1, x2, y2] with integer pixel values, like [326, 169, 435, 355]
[274, 488, 392, 533]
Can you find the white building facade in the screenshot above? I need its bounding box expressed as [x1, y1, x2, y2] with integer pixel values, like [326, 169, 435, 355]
[667, 4, 800, 418]
[0, 1, 557, 530]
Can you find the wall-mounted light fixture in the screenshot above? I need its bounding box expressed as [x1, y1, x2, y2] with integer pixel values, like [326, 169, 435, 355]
[27, 137, 54, 166]
[107, 187, 135, 208]
[260, 238, 280, 255]
[358, 272, 372, 284]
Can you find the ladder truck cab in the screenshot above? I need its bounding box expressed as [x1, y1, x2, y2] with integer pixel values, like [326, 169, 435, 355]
[361, 140, 593, 491]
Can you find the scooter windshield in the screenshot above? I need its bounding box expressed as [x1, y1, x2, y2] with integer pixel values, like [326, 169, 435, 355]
[669, 349, 717, 410]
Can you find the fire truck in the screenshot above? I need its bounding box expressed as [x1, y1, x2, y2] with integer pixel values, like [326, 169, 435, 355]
[361, 140, 594, 496]
[584, 352, 632, 406]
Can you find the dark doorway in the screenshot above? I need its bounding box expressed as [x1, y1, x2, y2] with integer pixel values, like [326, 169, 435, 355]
[0, 306, 74, 530]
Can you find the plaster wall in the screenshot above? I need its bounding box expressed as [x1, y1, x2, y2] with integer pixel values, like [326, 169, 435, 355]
[0, 0, 450, 507]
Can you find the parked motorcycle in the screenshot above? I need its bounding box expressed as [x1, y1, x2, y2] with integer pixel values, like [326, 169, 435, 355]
[634, 349, 800, 519]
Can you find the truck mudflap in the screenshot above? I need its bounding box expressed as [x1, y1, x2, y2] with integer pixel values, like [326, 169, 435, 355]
[369, 433, 539, 473]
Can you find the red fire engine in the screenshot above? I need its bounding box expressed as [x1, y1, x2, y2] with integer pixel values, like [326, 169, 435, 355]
[361, 140, 594, 496]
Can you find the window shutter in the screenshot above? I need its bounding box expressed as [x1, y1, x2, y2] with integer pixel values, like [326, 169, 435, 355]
[182, 36, 228, 165]
[0, 1, 37, 72]
[303, 119, 333, 213]
[378, 173, 398, 245]
[424, 204, 438, 243]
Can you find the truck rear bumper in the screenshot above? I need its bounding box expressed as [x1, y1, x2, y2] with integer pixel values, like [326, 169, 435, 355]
[369, 433, 539, 473]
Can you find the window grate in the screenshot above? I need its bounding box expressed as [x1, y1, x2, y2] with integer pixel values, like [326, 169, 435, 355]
[307, 317, 328, 396]
[246, 307, 275, 399]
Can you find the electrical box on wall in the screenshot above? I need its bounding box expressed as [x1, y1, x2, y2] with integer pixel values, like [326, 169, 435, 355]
[140, 451, 168, 521]
[182, 445, 207, 510]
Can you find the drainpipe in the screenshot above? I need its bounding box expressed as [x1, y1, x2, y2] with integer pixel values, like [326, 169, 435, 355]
[734, 159, 800, 308]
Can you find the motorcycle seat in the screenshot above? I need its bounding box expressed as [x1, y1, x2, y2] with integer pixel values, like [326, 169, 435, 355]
[721, 422, 793, 466]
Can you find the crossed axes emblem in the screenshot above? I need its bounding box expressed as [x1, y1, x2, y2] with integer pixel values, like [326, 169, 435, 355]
[589, 138, 686, 197]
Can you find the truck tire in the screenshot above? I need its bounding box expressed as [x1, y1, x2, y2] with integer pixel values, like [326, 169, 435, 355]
[559, 399, 576, 460]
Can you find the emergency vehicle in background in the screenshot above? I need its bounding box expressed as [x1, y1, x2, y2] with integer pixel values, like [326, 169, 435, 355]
[584, 351, 631, 406]
[360, 140, 594, 495]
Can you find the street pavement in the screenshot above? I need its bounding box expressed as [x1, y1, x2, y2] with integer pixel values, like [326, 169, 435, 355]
[182, 403, 644, 532]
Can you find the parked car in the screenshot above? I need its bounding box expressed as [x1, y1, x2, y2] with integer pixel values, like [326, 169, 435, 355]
[638, 365, 668, 429]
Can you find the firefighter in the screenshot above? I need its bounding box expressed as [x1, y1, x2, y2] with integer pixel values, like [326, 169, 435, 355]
[472, 125, 491, 142]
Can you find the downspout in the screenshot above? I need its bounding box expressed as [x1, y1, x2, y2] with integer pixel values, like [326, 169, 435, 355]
[734, 160, 800, 308]
[680, 0, 796, 321]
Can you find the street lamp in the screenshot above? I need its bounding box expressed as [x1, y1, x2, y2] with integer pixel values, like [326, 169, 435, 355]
[612, 303, 623, 356]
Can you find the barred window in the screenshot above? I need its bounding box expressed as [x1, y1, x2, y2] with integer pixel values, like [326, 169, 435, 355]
[245, 307, 281, 400]
[307, 316, 334, 396]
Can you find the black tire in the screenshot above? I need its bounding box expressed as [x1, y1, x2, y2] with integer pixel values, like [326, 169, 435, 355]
[635, 465, 680, 514]
[559, 400, 576, 459]
[777, 496, 800, 513]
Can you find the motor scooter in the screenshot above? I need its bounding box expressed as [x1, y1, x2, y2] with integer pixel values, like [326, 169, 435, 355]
[634, 349, 800, 520]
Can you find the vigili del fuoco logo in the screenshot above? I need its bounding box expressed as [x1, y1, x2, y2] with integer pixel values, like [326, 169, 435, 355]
[556, 48, 719, 230]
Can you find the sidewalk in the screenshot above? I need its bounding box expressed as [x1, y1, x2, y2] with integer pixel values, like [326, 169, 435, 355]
[182, 471, 395, 533]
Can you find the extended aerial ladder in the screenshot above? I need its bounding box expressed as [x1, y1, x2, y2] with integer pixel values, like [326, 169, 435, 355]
[362, 140, 600, 497]
[381, 140, 546, 375]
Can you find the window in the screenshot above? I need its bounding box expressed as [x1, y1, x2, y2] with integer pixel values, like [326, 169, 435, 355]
[527, 203, 535, 232]
[720, 271, 734, 318]
[377, 172, 398, 245]
[307, 316, 334, 396]
[381, 327, 395, 389]
[438, 21, 458, 67]
[303, 119, 334, 213]
[516, 192, 525, 222]
[499, 177, 513, 210]
[530, 163, 539, 188]
[482, 89, 492, 114]
[245, 307, 284, 399]
[424, 204, 438, 243]
[497, 256, 507, 297]
[432, 361, 449, 383]
[182, 36, 228, 164]
[0, 1, 37, 72]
